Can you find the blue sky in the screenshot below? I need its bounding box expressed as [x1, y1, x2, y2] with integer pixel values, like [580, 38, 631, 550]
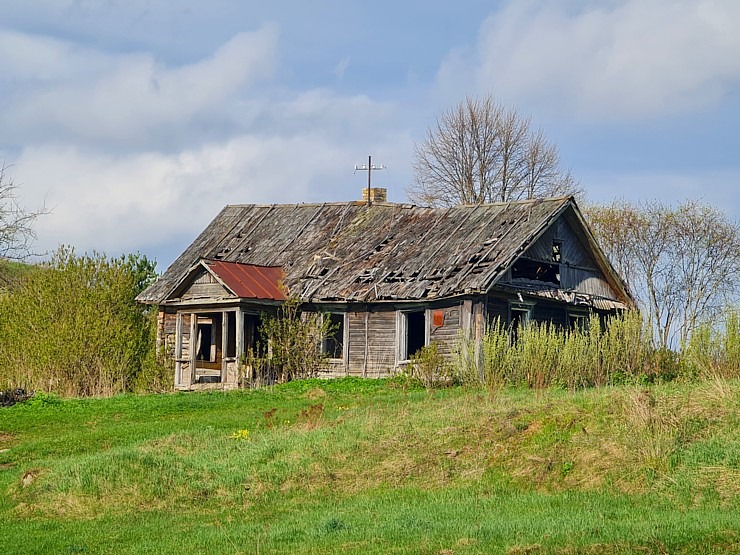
[2, 0, 739, 269]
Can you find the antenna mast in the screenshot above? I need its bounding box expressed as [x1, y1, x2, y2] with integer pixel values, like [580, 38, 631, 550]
[354, 155, 385, 207]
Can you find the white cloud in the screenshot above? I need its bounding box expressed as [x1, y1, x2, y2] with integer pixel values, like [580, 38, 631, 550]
[12, 104, 412, 263]
[0, 26, 279, 147]
[437, 0, 740, 121]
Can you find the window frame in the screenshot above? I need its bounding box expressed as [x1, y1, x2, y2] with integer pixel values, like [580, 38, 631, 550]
[397, 308, 429, 363]
[568, 310, 590, 331]
[321, 312, 347, 362]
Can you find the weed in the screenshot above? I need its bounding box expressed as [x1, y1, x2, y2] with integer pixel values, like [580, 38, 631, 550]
[407, 342, 452, 389]
[228, 429, 251, 441]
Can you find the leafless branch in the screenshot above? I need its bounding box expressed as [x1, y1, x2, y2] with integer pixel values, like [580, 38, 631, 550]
[0, 160, 48, 261]
[407, 93, 580, 206]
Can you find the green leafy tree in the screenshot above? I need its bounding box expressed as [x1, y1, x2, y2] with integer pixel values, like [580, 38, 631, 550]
[0, 247, 163, 395]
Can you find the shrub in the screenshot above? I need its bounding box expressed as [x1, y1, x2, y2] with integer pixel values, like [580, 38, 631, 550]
[243, 297, 335, 385]
[454, 310, 656, 390]
[0, 246, 165, 396]
[406, 342, 452, 389]
[682, 308, 740, 379]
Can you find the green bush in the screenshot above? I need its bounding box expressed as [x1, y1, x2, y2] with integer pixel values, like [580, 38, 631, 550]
[405, 342, 452, 389]
[0, 246, 167, 396]
[243, 297, 335, 385]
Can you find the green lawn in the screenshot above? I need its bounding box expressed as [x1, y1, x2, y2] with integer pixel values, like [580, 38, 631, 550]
[1, 378, 738, 554]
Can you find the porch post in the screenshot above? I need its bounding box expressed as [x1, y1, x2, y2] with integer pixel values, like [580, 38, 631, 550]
[189, 313, 197, 385]
[174, 312, 183, 387]
[236, 308, 245, 367]
[221, 310, 228, 383]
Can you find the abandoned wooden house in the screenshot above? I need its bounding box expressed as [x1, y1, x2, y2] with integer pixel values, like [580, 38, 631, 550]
[136, 193, 634, 390]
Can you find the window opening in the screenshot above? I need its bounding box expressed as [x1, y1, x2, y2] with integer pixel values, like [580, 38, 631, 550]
[405, 310, 426, 360]
[226, 311, 236, 359]
[552, 240, 562, 263]
[194, 312, 223, 383]
[509, 306, 531, 343]
[569, 312, 589, 331]
[323, 313, 345, 359]
[511, 258, 560, 285]
[196, 315, 221, 362]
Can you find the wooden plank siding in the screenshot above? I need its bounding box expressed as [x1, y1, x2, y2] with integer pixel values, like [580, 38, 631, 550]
[347, 311, 367, 376]
[346, 310, 397, 377]
[366, 311, 396, 376]
[499, 211, 620, 301]
[429, 304, 462, 356]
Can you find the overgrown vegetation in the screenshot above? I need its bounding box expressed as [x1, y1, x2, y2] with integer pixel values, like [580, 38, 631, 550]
[406, 341, 453, 389]
[455, 310, 738, 390]
[0, 247, 169, 396]
[587, 200, 740, 349]
[243, 297, 336, 386]
[0, 378, 737, 554]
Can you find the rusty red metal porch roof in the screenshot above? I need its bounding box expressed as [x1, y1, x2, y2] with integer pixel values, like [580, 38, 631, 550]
[205, 260, 286, 301]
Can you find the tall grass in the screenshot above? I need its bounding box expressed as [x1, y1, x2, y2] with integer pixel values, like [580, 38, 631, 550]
[683, 308, 740, 379]
[455, 310, 688, 389]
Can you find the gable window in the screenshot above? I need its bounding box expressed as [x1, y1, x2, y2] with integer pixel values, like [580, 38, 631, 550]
[511, 258, 560, 286]
[399, 310, 427, 361]
[322, 313, 345, 360]
[552, 240, 563, 263]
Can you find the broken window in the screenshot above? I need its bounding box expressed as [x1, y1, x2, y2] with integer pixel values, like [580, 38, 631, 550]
[323, 313, 345, 359]
[552, 240, 562, 263]
[509, 304, 532, 343]
[196, 314, 221, 362]
[402, 310, 426, 360]
[568, 311, 589, 331]
[511, 258, 560, 285]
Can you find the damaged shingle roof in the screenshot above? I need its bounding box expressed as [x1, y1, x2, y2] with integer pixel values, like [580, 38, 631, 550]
[138, 196, 580, 304]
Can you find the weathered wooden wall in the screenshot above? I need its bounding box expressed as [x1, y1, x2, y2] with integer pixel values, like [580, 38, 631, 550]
[429, 304, 462, 356]
[501, 216, 619, 301]
[346, 310, 396, 376]
[179, 270, 232, 302]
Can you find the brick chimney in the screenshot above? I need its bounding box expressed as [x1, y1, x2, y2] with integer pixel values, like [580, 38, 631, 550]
[362, 187, 387, 203]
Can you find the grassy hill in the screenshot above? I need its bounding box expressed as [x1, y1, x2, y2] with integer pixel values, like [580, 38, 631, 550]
[1, 378, 738, 554]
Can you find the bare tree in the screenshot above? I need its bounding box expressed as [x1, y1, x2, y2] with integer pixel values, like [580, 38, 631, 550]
[586, 200, 740, 350]
[0, 160, 45, 261]
[408, 94, 580, 206]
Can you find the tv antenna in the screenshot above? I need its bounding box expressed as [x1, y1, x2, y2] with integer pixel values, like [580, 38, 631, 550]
[354, 155, 385, 207]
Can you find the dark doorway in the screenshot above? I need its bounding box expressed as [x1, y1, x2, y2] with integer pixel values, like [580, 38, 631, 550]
[323, 313, 344, 359]
[406, 311, 426, 359]
[509, 308, 530, 343]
